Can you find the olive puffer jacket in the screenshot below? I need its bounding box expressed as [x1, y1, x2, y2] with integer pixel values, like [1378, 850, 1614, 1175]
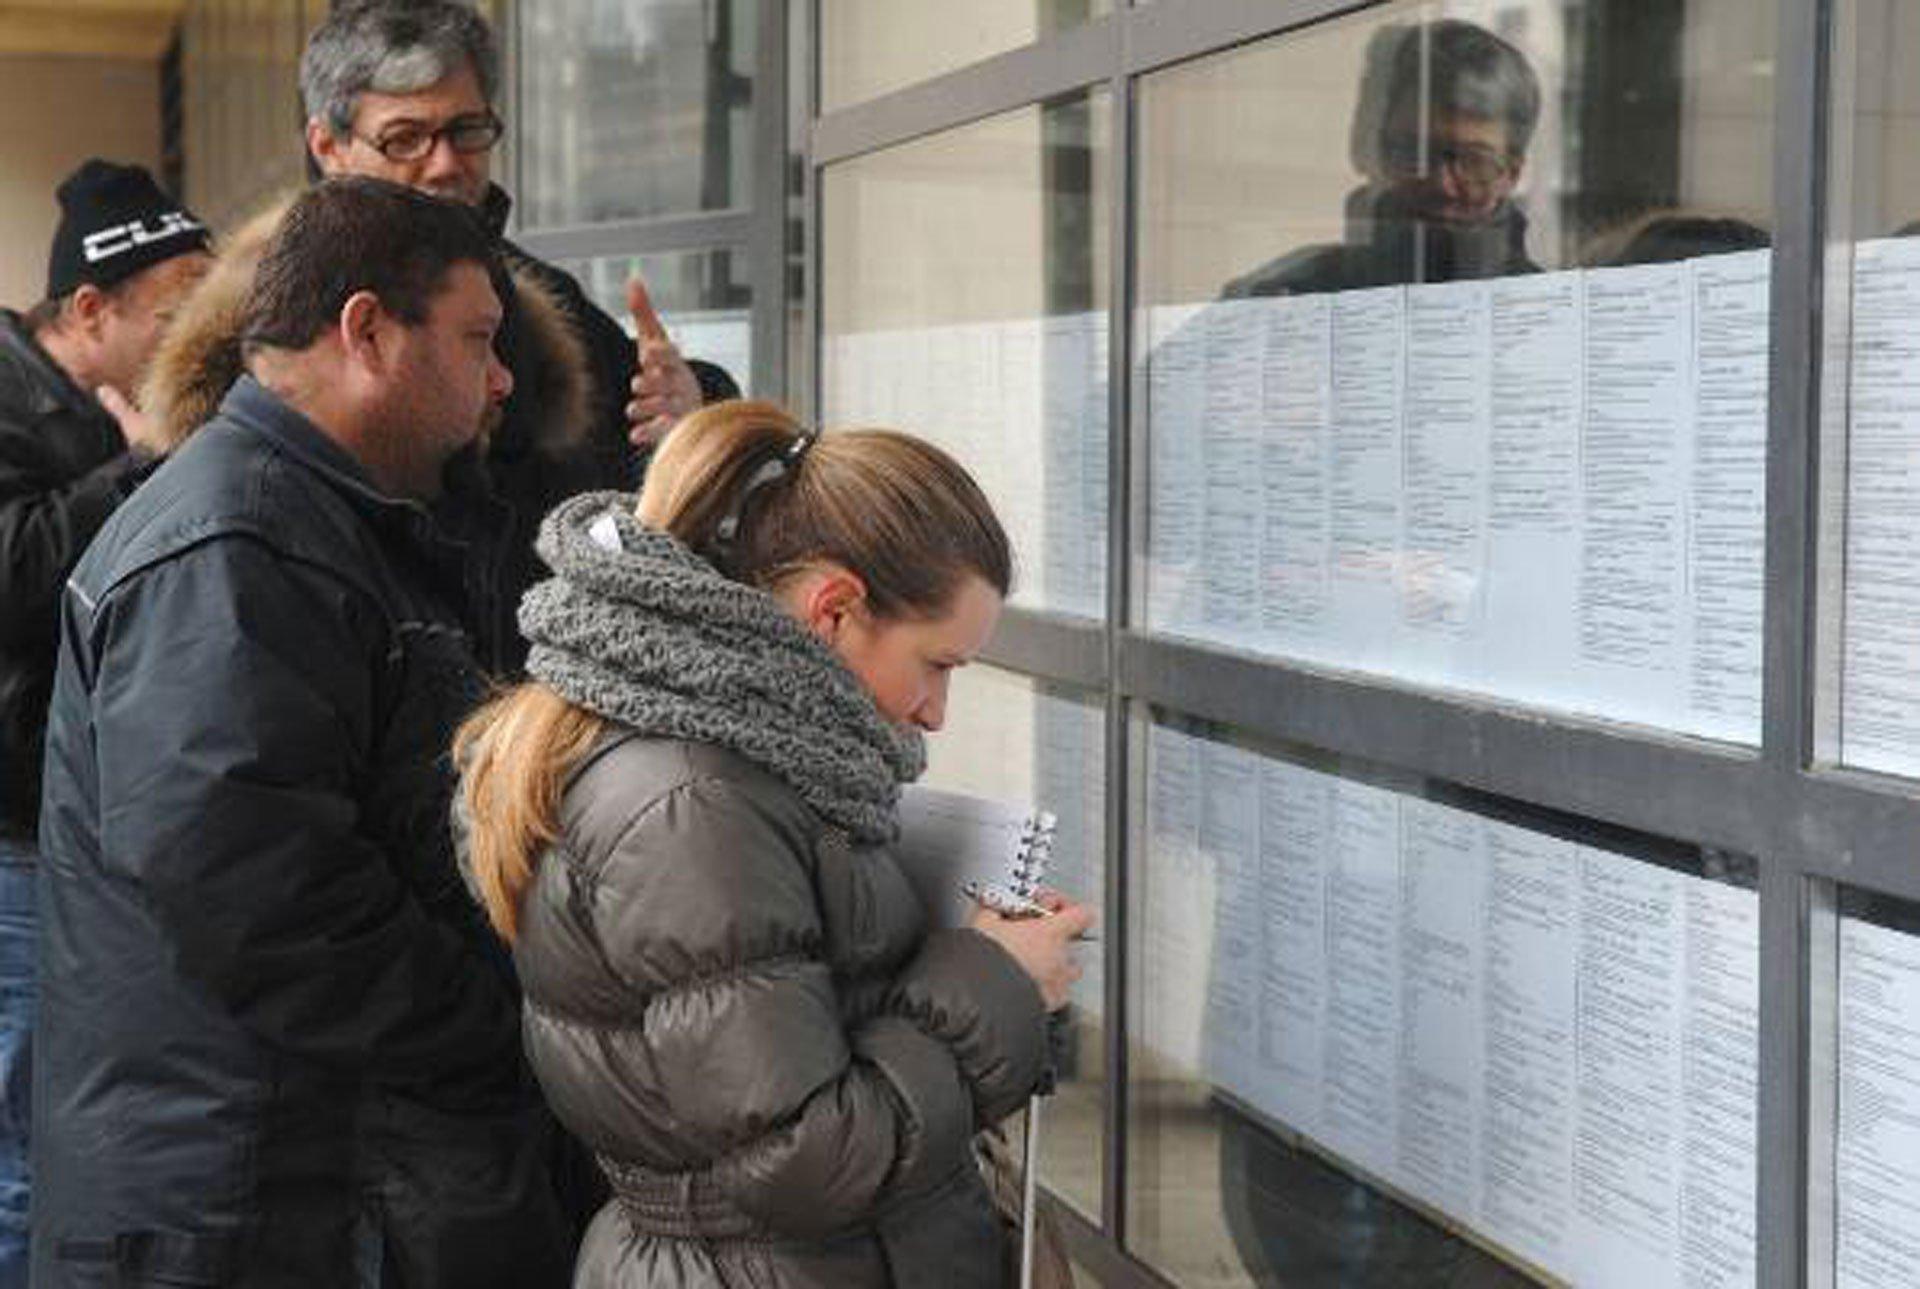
[509, 730, 1050, 1287]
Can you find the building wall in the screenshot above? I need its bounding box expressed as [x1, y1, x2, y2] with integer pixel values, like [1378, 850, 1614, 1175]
[0, 56, 161, 309]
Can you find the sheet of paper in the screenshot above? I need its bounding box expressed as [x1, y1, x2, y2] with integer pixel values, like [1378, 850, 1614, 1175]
[1201, 301, 1269, 645]
[1147, 305, 1209, 635]
[1142, 722, 1208, 1073]
[1837, 916, 1920, 1289]
[1396, 799, 1487, 1218]
[1579, 262, 1690, 692]
[1842, 237, 1920, 774]
[1477, 822, 1579, 1276]
[1200, 741, 1264, 1095]
[1678, 879, 1759, 1289]
[1686, 252, 1770, 743]
[1259, 294, 1334, 646]
[1320, 778, 1403, 1180]
[1570, 850, 1686, 1285]
[1401, 281, 1493, 636]
[1255, 758, 1332, 1136]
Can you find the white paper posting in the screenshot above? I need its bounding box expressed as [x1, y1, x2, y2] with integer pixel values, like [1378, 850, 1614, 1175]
[1678, 879, 1759, 1289]
[1571, 850, 1686, 1286]
[1579, 263, 1691, 696]
[1255, 758, 1331, 1136]
[1476, 822, 1579, 1276]
[1842, 237, 1920, 774]
[1142, 722, 1208, 1073]
[1687, 251, 1770, 744]
[1321, 778, 1403, 1181]
[1034, 693, 1105, 1014]
[1200, 742, 1264, 1095]
[1482, 272, 1585, 713]
[1396, 799, 1488, 1219]
[1259, 294, 1335, 646]
[1202, 301, 1269, 645]
[1400, 280, 1493, 637]
[1147, 306, 1209, 635]
[1837, 917, 1920, 1289]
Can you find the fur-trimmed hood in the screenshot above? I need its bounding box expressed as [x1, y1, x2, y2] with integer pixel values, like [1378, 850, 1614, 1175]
[138, 193, 594, 458]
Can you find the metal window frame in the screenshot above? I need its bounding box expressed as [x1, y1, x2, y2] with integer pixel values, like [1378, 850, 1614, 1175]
[799, 0, 1873, 1285]
[508, 0, 789, 399]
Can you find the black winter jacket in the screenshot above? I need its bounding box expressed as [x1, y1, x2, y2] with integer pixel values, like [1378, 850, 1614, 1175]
[33, 377, 572, 1287]
[503, 732, 1049, 1287]
[0, 311, 149, 842]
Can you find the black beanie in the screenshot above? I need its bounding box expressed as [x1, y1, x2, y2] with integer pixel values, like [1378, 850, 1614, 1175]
[45, 159, 210, 300]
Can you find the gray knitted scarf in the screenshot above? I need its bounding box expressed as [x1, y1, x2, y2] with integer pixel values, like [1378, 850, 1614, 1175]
[520, 492, 925, 844]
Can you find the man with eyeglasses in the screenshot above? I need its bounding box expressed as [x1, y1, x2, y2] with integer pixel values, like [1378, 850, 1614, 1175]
[1224, 19, 1542, 297]
[301, 0, 740, 674]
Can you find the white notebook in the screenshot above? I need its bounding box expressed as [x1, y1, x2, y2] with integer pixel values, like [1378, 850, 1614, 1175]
[893, 785, 1058, 928]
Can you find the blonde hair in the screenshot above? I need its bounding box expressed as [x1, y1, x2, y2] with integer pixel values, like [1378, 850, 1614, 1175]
[458, 399, 1010, 942]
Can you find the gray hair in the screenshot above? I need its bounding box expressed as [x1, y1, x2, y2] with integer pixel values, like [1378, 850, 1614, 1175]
[1349, 19, 1542, 173]
[300, 0, 499, 136]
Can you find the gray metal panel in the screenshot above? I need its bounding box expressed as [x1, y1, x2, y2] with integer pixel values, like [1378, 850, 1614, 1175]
[1102, 60, 1138, 1247]
[511, 211, 755, 261]
[980, 609, 1109, 688]
[1761, 863, 1816, 1289]
[1805, 879, 1839, 1289]
[1120, 632, 1770, 852]
[751, 0, 790, 400]
[1122, 0, 1374, 78]
[810, 17, 1115, 165]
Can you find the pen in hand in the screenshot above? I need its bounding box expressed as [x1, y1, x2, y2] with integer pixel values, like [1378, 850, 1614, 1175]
[964, 882, 1099, 941]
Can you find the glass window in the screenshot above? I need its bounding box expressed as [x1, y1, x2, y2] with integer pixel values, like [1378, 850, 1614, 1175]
[516, 0, 754, 228]
[820, 0, 1109, 112]
[1834, 1, 1920, 776]
[1137, 2, 1774, 745]
[560, 248, 753, 396]
[1130, 710, 1760, 1287]
[821, 92, 1112, 619]
[922, 665, 1107, 1221]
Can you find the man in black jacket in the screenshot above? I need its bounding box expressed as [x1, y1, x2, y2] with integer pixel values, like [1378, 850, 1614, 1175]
[301, 0, 739, 673]
[0, 158, 210, 1278]
[34, 179, 572, 1287]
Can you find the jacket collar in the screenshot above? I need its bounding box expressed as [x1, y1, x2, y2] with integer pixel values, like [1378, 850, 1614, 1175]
[480, 184, 513, 240]
[0, 310, 104, 422]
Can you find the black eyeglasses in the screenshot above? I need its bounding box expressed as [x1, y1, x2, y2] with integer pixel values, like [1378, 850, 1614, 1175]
[356, 112, 504, 162]
[1380, 136, 1513, 187]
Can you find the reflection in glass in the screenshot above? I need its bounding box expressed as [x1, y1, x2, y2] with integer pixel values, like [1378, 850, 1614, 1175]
[820, 0, 1108, 112]
[561, 249, 752, 397]
[921, 666, 1106, 1222]
[1130, 712, 1759, 1287]
[820, 92, 1111, 619]
[517, 0, 753, 228]
[1137, 2, 1774, 745]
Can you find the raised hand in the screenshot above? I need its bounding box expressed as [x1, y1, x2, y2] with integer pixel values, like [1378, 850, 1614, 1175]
[624, 276, 702, 449]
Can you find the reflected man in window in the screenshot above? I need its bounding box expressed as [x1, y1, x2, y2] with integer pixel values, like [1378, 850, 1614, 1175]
[1225, 19, 1542, 297]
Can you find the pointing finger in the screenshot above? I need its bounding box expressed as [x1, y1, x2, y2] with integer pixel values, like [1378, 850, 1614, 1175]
[626, 276, 670, 344]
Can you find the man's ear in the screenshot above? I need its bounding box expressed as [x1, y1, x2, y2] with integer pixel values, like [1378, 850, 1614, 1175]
[337, 290, 391, 372]
[68, 284, 110, 338]
[306, 118, 347, 176]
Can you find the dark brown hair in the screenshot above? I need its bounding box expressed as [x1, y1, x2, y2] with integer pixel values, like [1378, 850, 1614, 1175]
[241, 176, 505, 356]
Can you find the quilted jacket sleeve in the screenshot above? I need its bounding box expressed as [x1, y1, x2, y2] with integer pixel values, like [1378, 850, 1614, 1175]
[551, 770, 1045, 1238]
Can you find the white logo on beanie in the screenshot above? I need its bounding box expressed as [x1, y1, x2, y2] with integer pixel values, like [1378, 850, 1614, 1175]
[80, 211, 204, 264]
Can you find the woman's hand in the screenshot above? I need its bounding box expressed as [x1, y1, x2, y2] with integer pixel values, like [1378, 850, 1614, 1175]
[969, 897, 1096, 1011]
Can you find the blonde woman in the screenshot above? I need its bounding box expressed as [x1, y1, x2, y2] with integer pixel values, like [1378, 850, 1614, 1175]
[456, 400, 1093, 1287]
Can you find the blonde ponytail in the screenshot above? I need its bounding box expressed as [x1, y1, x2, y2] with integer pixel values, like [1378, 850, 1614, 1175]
[454, 684, 607, 943]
